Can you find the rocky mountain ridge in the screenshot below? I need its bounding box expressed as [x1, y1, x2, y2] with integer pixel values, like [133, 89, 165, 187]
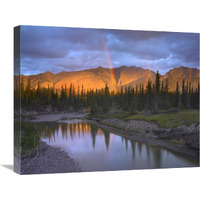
[18, 66, 199, 92]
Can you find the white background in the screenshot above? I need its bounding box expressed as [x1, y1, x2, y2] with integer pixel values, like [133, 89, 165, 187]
[0, 0, 199, 200]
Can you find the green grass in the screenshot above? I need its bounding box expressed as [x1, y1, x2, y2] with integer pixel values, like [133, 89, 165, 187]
[170, 139, 185, 145]
[104, 112, 129, 119]
[90, 103, 130, 119]
[14, 121, 42, 155]
[22, 113, 36, 120]
[91, 105, 199, 128]
[125, 110, 199, 128]
[83, 114, 92, 119]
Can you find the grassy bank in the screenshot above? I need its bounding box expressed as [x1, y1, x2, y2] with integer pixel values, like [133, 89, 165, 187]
[94, 109, 199, 128]
[14, 121, 42, 156]
[125, 110, 199, 128]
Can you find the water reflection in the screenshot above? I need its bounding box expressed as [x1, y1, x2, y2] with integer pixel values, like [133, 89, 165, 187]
[42, 121, 112, 152]
[38, 120, 197, 171]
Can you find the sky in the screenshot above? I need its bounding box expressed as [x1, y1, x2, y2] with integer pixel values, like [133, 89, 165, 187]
[20, 25, 199, 75]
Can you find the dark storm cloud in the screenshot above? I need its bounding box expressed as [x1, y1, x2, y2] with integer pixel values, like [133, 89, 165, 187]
[103, 29, 164, 41]
[166, 33, 199, 64]
[21, 26, 105, 57]
[20, 26, 199, 75]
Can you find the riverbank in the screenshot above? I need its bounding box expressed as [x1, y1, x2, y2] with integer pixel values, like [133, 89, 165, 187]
[21, 111, 199, 173]
[86, 118, 199, 160]
[21, 141, 81, 174]
[26, 112, 199, 159]
[24, 112, 89, 122]
[19, 112, 87, 174]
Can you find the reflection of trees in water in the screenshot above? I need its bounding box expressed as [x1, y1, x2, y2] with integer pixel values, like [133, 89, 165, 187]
[125, 138, 128, 151]
[145, 145, 151, 165]
[40, 122, 184, 169]
[42, 123, 59, 143]
[130, 140, 136, 160]
[90, 125, 98, 149]
[151, 146, 162, 168]
[81, 123, 85, 136]
[46, 126, 51, 143]
[77, 123, 81, 138]
[41, 122, 111, 150]
[121, 136, 124, 144]
[96, 128, 104, 136]
[103, 130, 110, 151]
[131, 141, 162, 168]
[88, 124, 111, 150]
[126, 138, 162, 168]
[137, 142, 143, 155]
[60, 124, 67, 140]
[69, 123, 73, 140]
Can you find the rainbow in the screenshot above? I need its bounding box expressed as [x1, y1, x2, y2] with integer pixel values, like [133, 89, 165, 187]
[99, 30, 117, 93]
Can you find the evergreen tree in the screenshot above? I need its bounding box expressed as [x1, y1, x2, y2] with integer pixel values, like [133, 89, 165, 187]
[119, 87, 123, 108]
[185, 82, 191, 109]
[134, 85, 138, 110]
[20, 77, 25, 108]
[122, 87, 129, 111]
[102, 84, 110, 113]
[137, 84, 144, 111]
[181, 79, 186, 109]
[90, 96, 99, 115]
[191, 83, 199, 109]
[196, 83, 199, 109]
[163, 79, 170, 110]
[156, 70, 161, 95]
[145, 79, 152, 111]
[152, 70, 161, 113]
[160, 80, 164, 109]
[130, 96, 137, 115]
[36, 80, 41, 97]
[69, 83, 73, 106]
[47, 84, 51, 104]
[175, 81, 181, 109]
[127, 86, 131, 107]
[25, 78, 31, 108]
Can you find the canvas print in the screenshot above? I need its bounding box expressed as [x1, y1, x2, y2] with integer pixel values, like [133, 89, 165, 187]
[14, 25, 199, 175]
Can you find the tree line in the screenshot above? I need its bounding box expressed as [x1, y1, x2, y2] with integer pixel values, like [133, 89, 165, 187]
[14, 71, 199, 114]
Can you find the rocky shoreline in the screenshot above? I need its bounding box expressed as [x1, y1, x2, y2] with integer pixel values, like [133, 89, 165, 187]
[19, 112, 88, 175]
[21, 141, 81, 175]
[87, 118, 199, 160]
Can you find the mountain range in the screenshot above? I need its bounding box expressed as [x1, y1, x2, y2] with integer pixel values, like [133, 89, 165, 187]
[19, 66, 199, 92]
